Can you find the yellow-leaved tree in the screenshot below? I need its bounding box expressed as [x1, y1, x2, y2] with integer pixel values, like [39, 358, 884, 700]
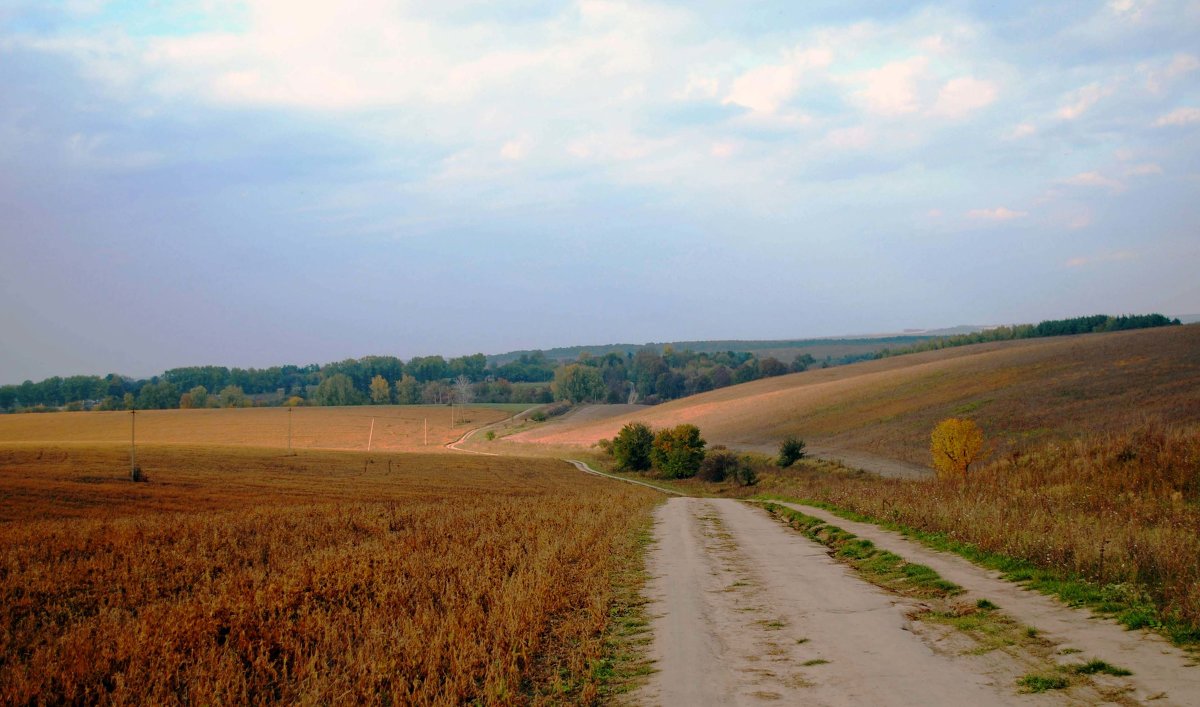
[930, 417, 986, 480]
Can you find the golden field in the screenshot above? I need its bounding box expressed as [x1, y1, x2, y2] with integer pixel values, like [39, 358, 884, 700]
[510, 325, 1200, 467]
[0, 445, 658, 704]
[0, 404, 516, 453]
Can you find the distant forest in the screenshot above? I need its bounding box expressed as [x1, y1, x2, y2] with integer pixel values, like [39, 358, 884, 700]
[0, 313, 1181, 413]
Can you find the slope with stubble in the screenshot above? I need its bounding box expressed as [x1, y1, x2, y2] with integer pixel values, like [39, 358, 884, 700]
[509, 324, 1200, 467]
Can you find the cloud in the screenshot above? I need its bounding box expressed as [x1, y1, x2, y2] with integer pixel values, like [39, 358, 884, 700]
[499, 136, 531, 161]
[853, 56, 928, 116]
[1005, 123, 1037, 139]
[722, 47, 832, 115]
[1154, 107, 1200, 126]
[1056, 82, 1113, 120]
[1065, 250, 1137, 268]
[1144, 53, 1199, 93]
[1062, 171, 1125, 193]
[967, 207, 1027, 221]
[1125, 162, 1163, 176]
[1107, 0, 1151, 21]
[823, 125, 873, 150]
[929, 76, 997, 119]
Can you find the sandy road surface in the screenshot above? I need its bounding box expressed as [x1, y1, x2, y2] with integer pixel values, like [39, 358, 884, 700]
[774, 501, 1200, 705]
[636, 498, 1042, 706]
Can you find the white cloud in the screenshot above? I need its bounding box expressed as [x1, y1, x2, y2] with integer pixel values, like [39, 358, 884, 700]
[709, 141, 736, 158]
[1066, 250, 1136, 268]
[1126, 162, 1163, 176]
[722, 47, 832, 115]
[1062, 171, 1125, 193]
[1108, 0, 1151, 21]
[1154, 107, 1200, 126]
[853, 56, 928, 116]
[1144, 53, 1199, 93]
[968, 207, 1027, 221]
[1006, 123, 1037, 139]
[499, 136, 531, 161]
[823, 126, 873, 150]
[1057, 82, 1113, 120]
[929, 76, 997, 119]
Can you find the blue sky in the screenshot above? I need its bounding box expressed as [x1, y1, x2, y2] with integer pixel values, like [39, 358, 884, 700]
[1, 0, 1198, 382]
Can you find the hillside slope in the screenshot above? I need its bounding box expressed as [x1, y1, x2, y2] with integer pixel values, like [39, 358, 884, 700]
[508, 325, 1200, 468]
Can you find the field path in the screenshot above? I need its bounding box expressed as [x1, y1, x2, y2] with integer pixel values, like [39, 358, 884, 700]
[635, 497, 1034, 706]
[771, 501, 1200, 705]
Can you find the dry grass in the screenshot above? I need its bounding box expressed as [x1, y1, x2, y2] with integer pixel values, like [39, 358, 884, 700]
[0, 405, 515, 453]
[510, 325, 1200, 466]
[0, 445, 658, 704]
[751, 425, 1200, 639]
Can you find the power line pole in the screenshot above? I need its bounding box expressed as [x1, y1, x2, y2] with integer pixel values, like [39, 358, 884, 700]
[287, 406, 293, 454]
[367, 417, 375, 451]
[129, 409, 137, 480]
[424, 417, 428, 446]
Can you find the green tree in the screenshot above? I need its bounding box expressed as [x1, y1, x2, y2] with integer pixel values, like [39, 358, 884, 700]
[612, 422, 654, 471]
[313, 374, 362, 406]
[652, 424, 706, 479]
[395, 375, 421, 405]
[188, 385, 209, 408]
[777, 436, 806, 467]
[369, 375, 392, 404]
[552, 364, 605, 403]
[218, 384, 249, 408]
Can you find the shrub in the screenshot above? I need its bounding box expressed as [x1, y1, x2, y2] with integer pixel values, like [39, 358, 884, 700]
[777, 436, 807, 467]
[651, 424, 706, 479]
[612, 422, 654, 471]
[731, 459, 759, 487]
[930, 417, 985, 480]
[529, 410, 548, 422]
[697, 447, 738, 482]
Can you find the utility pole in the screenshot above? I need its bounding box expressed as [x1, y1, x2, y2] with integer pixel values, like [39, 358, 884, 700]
[287, 406, 293, 454]
[129, 409, 137, 480]
[367, 417, 375, 451]
[424, 417, 428, 446]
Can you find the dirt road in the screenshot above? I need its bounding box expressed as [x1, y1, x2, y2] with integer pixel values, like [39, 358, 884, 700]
[637, 497, 1042, 705]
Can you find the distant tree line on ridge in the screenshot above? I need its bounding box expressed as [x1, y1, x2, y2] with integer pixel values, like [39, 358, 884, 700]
[0, 313, 1180, 413]
[874, 313, 1180, 358]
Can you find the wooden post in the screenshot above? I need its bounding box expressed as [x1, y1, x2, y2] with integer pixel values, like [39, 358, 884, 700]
[287, 406, 293, 454]
[367, 417, 375, 451]
[424, 418, 428, 446]
[130, 409, 137, 481]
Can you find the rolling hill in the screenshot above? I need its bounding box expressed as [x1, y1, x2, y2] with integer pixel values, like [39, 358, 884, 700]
[506, 324, 1200, 470]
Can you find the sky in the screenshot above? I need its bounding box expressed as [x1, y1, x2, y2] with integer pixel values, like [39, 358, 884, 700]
[1, 0, 1198, 383]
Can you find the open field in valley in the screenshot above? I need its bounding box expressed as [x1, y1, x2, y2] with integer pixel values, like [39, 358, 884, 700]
[0, 405, 521, 453]
[0, 445, 658, 704]
[508, 325, 1200, 468]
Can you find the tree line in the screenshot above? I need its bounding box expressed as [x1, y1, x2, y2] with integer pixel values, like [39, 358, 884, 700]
[875, 313, 1180, 359]
[0, 345, 811, 412]
[1, 313, 1180, 413]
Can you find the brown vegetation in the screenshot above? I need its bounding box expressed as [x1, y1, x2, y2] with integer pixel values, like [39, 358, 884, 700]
[0, 445, 658, 704]
[0, 405, 515, 452]
[752, 425, 1200, 639]
[508, 325, 1200, 467]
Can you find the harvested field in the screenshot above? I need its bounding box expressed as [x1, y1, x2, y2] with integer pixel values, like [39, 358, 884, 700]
[0, 445, 658, 704]
[509, 325, 1200, 468]
[0, 405, 515, 452]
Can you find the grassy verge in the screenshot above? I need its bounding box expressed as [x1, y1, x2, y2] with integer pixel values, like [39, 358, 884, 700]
[761, 502, 1137, 700]
[757, 492, 1199, 648]
[761, 502, 962, 599]
[592, 514, 658, 700]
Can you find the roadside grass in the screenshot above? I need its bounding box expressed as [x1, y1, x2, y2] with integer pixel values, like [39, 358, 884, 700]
[761, 502, 1140, 700]
[762, 503, 962, 599]
[749, 424, 1200, 649]
[593, 516, 659, 699]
